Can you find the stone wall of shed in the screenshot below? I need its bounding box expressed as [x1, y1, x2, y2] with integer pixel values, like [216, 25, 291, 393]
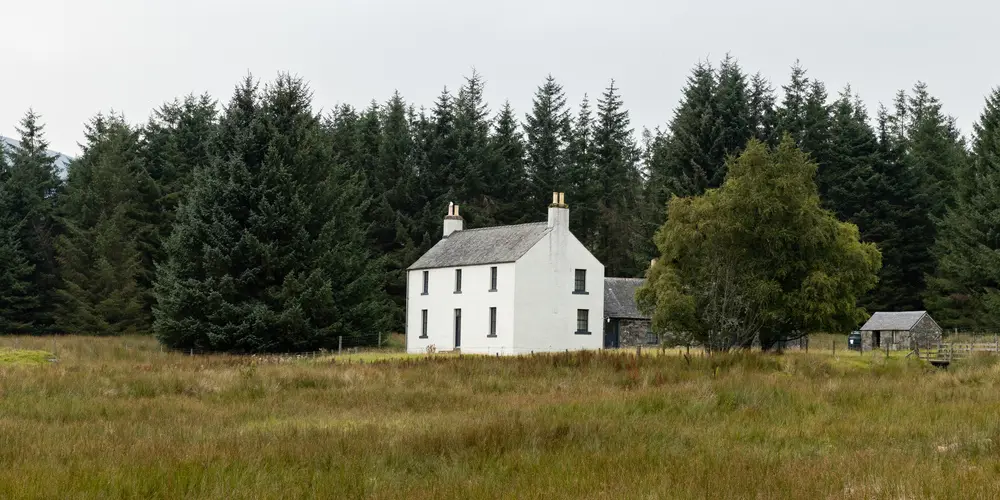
[860, 323, 941, 352]
[618, 319, 655, 348]
[910, 315, 943, 348]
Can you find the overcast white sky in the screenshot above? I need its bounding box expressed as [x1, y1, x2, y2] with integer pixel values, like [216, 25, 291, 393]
[2, 0, 996, 156]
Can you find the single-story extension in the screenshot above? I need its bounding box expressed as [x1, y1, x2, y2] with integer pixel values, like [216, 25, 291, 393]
[603, 278, 654, 348]
[859, 311, 942, 351]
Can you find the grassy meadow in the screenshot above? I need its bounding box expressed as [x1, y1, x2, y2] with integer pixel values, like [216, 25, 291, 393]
[1, 335, 999, 498]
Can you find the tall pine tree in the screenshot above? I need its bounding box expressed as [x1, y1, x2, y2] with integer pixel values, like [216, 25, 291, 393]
[524, 75, 571, 215]
[592, 80, 644, 277]
[0, 144, 37, 332]
[154, 75, 389, 352]
[925, 88, 1000, 329]
[55, 114, 149, 335]
[2, 110, 62, 331]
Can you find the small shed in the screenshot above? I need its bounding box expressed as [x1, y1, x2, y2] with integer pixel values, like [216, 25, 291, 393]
[603, 278, 653, 349]
[859, 311, 942, 351]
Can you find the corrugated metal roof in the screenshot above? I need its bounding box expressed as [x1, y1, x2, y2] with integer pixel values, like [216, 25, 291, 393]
[859, 311, 928, 331]
[605, 277, 648, 319]
[407, 222, 551, 270]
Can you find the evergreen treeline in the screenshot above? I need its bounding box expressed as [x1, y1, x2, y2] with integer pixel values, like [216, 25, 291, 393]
[0, 58, 996, 349]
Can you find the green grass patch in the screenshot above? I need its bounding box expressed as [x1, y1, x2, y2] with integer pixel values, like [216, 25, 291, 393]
[0, 348, 53, 365]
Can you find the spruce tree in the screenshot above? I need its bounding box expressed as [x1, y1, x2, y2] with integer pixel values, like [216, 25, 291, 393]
[2, 110, 62, 331]
[524, 75, 571, 214]
[925, 88, 1000, 329]
[453, 70, 493, 226]
[55, 114, 149, 334]
[748, 72, 779, 145]
[0, 146, 37, 332]
[823, 87, 879, 226]
[486, 101, 529, 225]
[372, 91, 420, 332]
[154, 75, 389, 352]
[861, 106, 934, 313]
[138, 94, 218, 315]
[651, 61, 718, 201]
[592, 80, 643, 277]
[565, 95, 598, 246]
[714, 55, 753, 164]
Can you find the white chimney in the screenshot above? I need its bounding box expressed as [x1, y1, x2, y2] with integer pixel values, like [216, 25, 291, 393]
[547, 192, 569, 229]
[443, 202, 464, 237]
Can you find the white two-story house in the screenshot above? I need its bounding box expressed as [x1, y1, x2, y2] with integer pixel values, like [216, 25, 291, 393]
[406, 193, 604, 355]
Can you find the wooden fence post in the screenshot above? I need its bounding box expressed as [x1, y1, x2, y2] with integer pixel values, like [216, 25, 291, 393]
[832, 340, 835, 356]
[338, 336, 342, 355]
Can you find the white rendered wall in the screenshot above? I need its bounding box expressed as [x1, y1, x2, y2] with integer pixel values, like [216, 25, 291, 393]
[406, 263, 515, 354]
[513, 226, 604, 353]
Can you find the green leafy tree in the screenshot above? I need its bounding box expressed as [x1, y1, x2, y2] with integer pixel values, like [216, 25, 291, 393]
[638, 137, 881, 351]
[154, 75, 390, 352]
[55, 114, 149, 335]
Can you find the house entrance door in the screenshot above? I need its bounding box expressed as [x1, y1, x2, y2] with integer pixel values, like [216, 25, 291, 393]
[454, 309, 462, 348]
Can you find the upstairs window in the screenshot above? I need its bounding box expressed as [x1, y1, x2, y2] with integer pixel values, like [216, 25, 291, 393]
[574, 269, 587, 294]
[422, 271, 429, 295]
[455, 269, 462, 293]
[489, 266, 498, 291]
[576, 309, 589, 334]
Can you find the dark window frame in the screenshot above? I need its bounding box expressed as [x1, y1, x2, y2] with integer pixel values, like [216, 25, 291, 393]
[645, 327, 659, 345]
[488, 307, 497, 337]
[420, 309, 428, 338]
[489, 266, 498, 292]
[454, 269, 462, 294]
[576, 309, 590, 334]
[421, 270, 429, 295]
[573, 269, 588, 294]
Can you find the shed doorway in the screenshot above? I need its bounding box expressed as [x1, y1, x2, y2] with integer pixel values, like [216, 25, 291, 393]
[873, 331, 881, 348]
[604, 319, 620, 349]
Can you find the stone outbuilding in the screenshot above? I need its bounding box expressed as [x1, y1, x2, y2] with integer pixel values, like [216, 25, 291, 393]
[603, 278, 655, 348]
[859, 311, 943, 351]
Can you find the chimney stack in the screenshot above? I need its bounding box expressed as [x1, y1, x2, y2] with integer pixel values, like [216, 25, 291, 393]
[443, 202, 464, 238]
[547, 191, 569, 229]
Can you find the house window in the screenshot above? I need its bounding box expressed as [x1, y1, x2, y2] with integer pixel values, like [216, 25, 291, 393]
[645, 327, 659, 345]
[420, 310, 428, 338]
[488, 307, 497, 337]
[574, 269, 587, 294]
[576, 309, 590, 334]
[422, 271, 429, 295]
[489, 266, 498, 291]
[455, 269, 462, 293]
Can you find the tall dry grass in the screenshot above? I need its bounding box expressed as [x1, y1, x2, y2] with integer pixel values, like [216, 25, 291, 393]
[0, 335, 998, 498]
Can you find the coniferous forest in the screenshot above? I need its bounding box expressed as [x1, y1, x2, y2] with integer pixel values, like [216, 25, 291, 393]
[0, 57, 996, 351]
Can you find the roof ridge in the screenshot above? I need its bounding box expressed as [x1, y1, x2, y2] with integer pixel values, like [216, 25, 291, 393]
[455, 221, 547, 233]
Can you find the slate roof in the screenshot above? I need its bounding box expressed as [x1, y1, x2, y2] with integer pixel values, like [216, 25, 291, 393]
[604, 277, 649, 319]
[859, 311, 929, 331]
[407, 222, 551, 270]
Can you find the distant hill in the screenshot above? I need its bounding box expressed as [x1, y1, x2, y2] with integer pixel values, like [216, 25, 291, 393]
[0, 135, 73, 174]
